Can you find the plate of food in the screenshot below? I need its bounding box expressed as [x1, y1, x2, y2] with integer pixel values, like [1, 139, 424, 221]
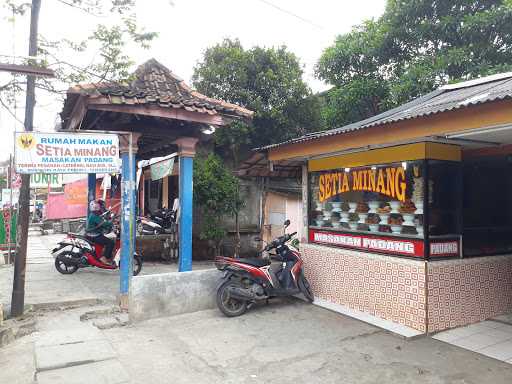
[348, 221, 359, 230]
[358, 213, 368, 224]
[377, 205, 391, 214]
[369, 224, 380, 232]
[356, 202, 369, 213]
[399, 200, 417, 214]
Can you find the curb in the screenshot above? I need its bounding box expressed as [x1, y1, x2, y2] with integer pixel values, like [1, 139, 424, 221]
[31, 298, 102, 312]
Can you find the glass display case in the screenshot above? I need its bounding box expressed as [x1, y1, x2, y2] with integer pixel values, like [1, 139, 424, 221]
[308, 159, 463, 258]
[309, 161, 425, 237]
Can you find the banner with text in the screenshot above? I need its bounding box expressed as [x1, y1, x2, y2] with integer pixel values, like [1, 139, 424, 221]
[30, 173, 63, 188]
[15, 132, 120, 174]
[309, 229, 425, 258]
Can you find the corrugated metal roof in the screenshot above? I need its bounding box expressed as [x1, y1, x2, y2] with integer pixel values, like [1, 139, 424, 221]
[258, 73, 512, 151]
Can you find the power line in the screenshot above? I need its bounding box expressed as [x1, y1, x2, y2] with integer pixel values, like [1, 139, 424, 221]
[254, 0, 326, 31]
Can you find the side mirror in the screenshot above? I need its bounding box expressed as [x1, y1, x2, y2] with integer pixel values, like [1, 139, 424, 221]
[284, 219, 291, 228]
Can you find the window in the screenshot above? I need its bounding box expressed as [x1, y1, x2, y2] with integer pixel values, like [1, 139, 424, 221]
[309, 161, 425, 237]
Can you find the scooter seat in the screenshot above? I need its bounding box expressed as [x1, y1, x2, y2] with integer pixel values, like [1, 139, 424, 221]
[236, 258, 271, 267]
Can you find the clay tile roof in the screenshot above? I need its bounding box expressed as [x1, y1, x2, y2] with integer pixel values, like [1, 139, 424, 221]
[66, 58, 253, 120]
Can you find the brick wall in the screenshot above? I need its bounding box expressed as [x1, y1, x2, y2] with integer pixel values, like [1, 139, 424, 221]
[303, 243, 512, 333]
[302, 244, 427, 332]
[427, 255, 512, 332]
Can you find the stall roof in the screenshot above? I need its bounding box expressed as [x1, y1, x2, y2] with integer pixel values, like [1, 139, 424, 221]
[236, 152, 302, 178]
[258, 72, 512, 151]
[61, 58, 253, 131]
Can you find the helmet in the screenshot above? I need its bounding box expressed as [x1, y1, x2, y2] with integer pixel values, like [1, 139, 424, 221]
[89, 200, 100, 212]
[97, 199, 106, 211]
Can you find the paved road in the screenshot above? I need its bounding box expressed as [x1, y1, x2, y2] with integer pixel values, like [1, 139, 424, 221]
[2, 233, 512, 383]
[2, 299, 512, 384]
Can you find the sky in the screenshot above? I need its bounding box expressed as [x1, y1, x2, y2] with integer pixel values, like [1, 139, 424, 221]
[0, 0, 386, 161]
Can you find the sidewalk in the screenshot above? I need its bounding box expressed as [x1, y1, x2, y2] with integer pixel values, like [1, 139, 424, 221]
[0, 233, 214, 310]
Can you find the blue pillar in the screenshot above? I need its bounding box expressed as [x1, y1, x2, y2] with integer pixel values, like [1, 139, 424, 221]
[178, 155, 193, 272]
[119, 134, 138, 307]
[87, 173, 96, 216]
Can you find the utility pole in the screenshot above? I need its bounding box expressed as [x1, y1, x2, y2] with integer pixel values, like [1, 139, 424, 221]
[11, 0, 41, 317]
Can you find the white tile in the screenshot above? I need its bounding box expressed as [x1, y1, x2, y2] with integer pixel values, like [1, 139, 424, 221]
[450, 332, 507, 351]
[433, 325, 484, 342]
[479, 340, 512, 361]
[313, 298, 423, 338]
[480, 321, 506, 329]
[481, 327, 512, 341]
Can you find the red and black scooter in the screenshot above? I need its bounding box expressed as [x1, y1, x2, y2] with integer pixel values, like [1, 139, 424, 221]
[215, 220, 314, 317]
[52, 212, 142, 276]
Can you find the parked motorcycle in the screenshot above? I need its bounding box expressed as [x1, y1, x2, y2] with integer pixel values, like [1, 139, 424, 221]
[214, 220, 314, 317]
[52, 211, 143, 275]
[137, 208, 176, 235]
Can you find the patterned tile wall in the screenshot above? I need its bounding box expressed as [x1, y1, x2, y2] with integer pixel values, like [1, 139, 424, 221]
[302, 244, 427, 332]
[427, 255, 512, 332]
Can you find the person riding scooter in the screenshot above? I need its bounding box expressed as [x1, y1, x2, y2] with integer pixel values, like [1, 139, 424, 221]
[85, 199, 114, 265]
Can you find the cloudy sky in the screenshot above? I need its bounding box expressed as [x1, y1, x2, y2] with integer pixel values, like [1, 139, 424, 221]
[0, 0, 386, 160]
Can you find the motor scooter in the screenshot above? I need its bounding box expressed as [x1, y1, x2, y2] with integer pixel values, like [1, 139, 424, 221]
[52, 211, 143, 275]
[214, 220, 313, 317]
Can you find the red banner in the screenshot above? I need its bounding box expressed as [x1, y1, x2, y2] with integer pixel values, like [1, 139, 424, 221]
[309, 229, 425, 257]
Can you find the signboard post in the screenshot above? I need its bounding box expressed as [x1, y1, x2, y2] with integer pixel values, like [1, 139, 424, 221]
[15, 132, 120, 174]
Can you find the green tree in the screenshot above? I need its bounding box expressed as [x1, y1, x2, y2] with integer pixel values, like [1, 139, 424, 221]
[317, 0, 512, 129]
[192, 39, 324, 158]
[193, 154, 243, 256]
[0, 0, 161, 114]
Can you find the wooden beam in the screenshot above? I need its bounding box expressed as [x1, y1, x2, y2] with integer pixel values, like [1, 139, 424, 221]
[66, 96, 88, 131]
[88, 103, 228, 126]
[0, 63, 55, 77]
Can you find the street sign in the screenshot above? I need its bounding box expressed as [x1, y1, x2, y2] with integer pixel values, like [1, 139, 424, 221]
[15, 132, 120, 174]
[1, 189, 19, 206]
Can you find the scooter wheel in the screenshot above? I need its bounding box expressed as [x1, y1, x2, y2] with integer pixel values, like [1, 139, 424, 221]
[216, 281, 247, 317]
[55, 252, 79, 274]
[298, 274, 314, 302]
[133, 254, 143, 276]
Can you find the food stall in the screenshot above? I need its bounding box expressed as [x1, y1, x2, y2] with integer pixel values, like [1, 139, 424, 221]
[257, 74, 512, 334]
[307, 142, 462, 260]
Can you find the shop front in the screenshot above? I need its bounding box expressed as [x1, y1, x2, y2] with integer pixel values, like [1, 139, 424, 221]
[259, 74, 512, 334]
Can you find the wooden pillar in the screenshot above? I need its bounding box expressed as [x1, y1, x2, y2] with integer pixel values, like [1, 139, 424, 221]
[162, 176, 169, 208]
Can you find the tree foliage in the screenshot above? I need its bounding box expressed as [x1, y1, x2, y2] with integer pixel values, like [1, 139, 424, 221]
[193, 154, 243, 252]
[317, 0, 512, 129]
[192, 39, 324, 155]
[0, 0, 160, 116]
